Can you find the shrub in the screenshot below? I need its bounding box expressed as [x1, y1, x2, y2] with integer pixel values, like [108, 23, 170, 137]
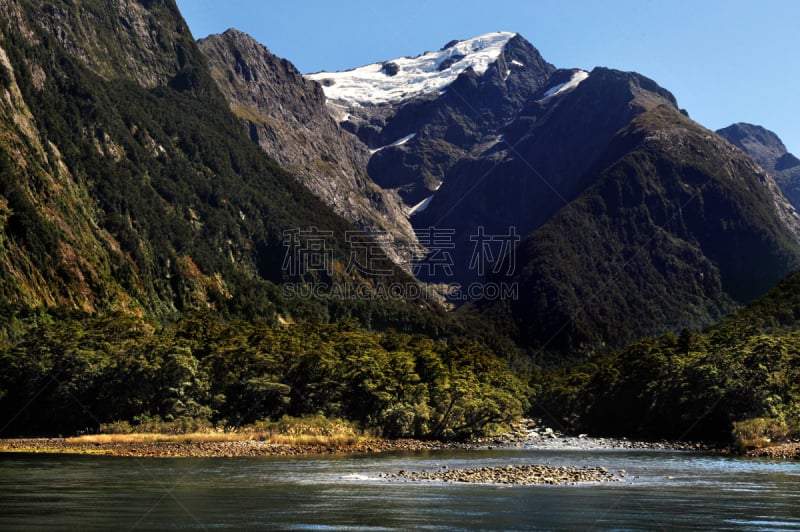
[732, 417, 789, 450]
[99, 415, 212, 435]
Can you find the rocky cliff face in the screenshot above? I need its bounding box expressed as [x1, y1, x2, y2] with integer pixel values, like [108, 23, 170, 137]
[1, 0, 193, 88]
[718, 123, 800, 211]
[198, 29, 421, 266]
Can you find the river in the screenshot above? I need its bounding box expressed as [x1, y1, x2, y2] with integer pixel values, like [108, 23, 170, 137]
[1, 447, 799, 530]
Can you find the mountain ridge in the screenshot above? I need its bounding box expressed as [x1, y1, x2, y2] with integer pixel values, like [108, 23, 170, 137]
[717, 122, 800, 212]
[304, 30, 800, 355]
[197, 28, 421, 267]
[4, 3, 800, 362]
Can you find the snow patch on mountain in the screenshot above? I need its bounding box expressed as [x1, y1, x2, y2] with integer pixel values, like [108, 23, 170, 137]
[308, 32, 516, 106]
[543, 70, 590, 98]
[408, 195, 434, 216]
[370, 133, 417, 154]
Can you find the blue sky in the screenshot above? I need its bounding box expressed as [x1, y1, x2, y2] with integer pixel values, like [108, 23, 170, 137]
[177, 0, 799, 154]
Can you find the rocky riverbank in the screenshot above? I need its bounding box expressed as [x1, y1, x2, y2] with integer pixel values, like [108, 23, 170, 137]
[0, 437, 457, 457]
[388, 464, 621, 485]
[0, 419, 716, 458]
[475, 419, 714, 452]
[745, 442, 800, 460]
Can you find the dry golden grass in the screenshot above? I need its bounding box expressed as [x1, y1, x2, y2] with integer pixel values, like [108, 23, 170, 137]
[261, 433, 364, 446]
[69, 432, 240, 444]
[68, 431, 368, 447]
[61, 415, 373, 447]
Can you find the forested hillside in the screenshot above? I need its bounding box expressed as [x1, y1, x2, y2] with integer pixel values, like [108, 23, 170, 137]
[532, 270, 800, 442]
[0, 0, 430, 322]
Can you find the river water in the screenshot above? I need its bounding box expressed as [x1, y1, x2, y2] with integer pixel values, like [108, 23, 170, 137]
[1, 447, 799, 530]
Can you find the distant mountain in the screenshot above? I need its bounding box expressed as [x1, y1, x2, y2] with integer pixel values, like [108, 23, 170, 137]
[717, 123, 800, 210]
[413, 67, 671, 283]
[198, 29, 420, 266]
[308, 32, 555, 205]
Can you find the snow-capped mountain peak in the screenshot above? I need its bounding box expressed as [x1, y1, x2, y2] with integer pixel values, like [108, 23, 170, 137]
[307, 31, 517, 106]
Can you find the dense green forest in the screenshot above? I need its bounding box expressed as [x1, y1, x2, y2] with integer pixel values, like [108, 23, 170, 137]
[532, 270, 800, 443]
[0, 307, 528, 439]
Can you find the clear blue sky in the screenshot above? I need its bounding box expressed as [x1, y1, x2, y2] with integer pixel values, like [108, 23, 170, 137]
[177, 0, 799, 155]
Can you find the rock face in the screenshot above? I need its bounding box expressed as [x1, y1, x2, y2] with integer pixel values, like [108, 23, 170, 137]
[198, 29, 420, 266]
[2, 0, 196, 89]
[717, 123, 800, 210]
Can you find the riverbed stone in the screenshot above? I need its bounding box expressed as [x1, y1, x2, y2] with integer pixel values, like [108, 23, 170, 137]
[394, 464, 620, 485]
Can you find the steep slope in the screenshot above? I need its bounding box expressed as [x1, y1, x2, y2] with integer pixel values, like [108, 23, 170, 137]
[491, 83, 800, 358]
[309, 32, 555, 205]
[718, 123, 800, 210]
[198, 29, 419, 266]
[0, 0, 423, 321]
[0, 31, 135, 311]
[413, 67, 656, 283]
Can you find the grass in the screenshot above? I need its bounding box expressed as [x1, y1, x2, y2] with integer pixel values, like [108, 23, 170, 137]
[67, 431, 367, 446]
[0, 416, 375, 457]
[732, 417, 794, 451]
[65, 415, 373, 447]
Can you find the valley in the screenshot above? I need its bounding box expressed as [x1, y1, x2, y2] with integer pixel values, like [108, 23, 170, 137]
[0, 0, 798, 461]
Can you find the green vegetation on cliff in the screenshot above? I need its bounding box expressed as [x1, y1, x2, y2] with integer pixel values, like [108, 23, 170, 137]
[0, 0, 428, 322]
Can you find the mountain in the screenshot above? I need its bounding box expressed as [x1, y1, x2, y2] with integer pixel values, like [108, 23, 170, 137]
[0, 1, 535, 440]
[3, 0, 799, 364]
[484, 73, 800, 358]
[0, 0, 428, 323]
[412, 67, 665, 283]
[308, 32, 555, 206]
[197, 29, 420, 266]
[717, 123, 800, 210]
[304, 31, 800, 357]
